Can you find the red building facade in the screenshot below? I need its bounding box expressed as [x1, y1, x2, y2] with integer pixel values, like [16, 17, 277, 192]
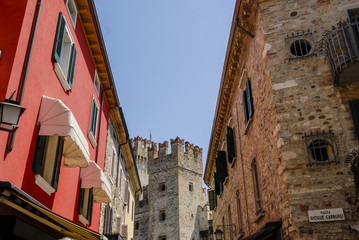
[0, 0, 121, 238]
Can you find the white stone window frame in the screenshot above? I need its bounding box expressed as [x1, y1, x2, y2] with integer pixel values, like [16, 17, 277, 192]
[66, 0, 77, 29]
[94, 70, 100, 96]
[54, 21, 74, 92]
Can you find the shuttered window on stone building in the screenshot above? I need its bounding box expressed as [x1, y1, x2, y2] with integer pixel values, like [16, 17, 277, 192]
[226, 126, 236, 164]
[103, 204, 113, 235]
[214, 172, 221, 196]
[350, 100, 359, 140]
[209, 189, 217, 210]
[124, 181, 129, 205]
[215, 151, 228, 185]
[243, 78, 254, 124]
[251, 159, 263, 215]
[121, 224, 128, 239]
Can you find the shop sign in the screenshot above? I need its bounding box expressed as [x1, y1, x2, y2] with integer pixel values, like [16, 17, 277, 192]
[308, 208, 345, 222]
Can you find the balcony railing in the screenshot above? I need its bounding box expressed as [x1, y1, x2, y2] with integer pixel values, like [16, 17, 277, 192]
[320, 16, 359, 86]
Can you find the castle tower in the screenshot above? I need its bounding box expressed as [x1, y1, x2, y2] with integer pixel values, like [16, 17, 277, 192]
[134, 137, 207, 240]
[131, 137, 151, 187]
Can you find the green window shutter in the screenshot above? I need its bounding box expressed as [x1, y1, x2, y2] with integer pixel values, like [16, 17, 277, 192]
[349, 100, 359, 140]
[77, 188, 85, 214]
[226, 126, 236, 163]
[243, 91, 248, 124]
[87, 188, 94, 225]
[32, 136, 47, 175]
[67, 44, 77, 89]
[52, 13, 66, 63]
[208, 190, 215, 210]
[246, 78, 254, 119]
[51, 136, 64, 190]
[90, 100, 98, 137]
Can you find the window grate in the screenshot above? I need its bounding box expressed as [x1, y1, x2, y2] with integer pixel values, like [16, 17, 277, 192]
[286, 30, 315, 60]
[303, 130, 339, 167]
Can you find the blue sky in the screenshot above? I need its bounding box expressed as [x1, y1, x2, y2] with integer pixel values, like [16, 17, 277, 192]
[94, 0, 236, 171]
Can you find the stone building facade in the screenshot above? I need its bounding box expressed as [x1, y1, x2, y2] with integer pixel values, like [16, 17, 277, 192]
[133, 137, 210, 240]
[99, 118, 141, 240]
[204, 0, 359, 240]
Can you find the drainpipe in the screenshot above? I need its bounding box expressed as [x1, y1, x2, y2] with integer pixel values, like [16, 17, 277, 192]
[6, 0, 43, 154]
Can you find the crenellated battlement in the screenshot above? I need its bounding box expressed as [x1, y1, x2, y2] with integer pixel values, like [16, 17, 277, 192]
[147, 137, 203, 175]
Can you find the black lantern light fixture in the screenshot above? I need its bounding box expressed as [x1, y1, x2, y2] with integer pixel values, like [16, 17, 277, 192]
[214, 229, 224, 240]
[0, 93, 26, 133]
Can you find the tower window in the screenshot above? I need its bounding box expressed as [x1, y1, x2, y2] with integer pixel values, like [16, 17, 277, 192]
[189, 182, 193, 192]
[285, 30, 315, 60]
[159, 236, 166, 240]
[159, 182, 166, 192]
[290, 39, 312, 57]
[159, 210, 166, 221]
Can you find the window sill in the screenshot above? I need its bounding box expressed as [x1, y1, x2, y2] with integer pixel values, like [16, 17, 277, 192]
[88, 131, 97, 147]
[35, 174, 56, 196]
[78, 214, 89, 226]
[243, 118, 253, 135]
[54, 62, 71, 92]
[254, 210, 265, 223]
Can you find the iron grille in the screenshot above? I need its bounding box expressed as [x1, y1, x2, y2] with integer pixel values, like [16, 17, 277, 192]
[319, 16, 359, 86]
[303, 130, 339, 167]
[285, 30, 315, 60]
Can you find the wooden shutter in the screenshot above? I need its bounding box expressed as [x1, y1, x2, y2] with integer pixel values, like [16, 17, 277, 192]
[116, 217, 121, 232]
[208, 190, 215, 210]
[52, 13, 66, 62]
[121, 225, 128, 239]
[87, 188, 94, 225]
[348, 9, 359, 48]
[246, 78, 254, 119]
[77, 188, 85, 214]
[226, 126, 236, 163]
[214, 172, 220, 196]
[215, 151, 228, 184]
[90, 100, 98, 136]
[51, 136, 64, 190]
[32, 136, 48, 175]
[350, 100, 359, 140]
[243, 91, 248, 124]
[67, 44, 77, 89]
[124, 181, 129, 205]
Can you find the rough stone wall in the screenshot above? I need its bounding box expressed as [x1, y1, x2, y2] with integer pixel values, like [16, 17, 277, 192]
[134, 186, 149, 240]
[100, 121, 132, 239]
[132, 137, 150, 187]
[211, 2, 288, 240]
[258, 0, 359, 239]
[134, 137, 207, 240]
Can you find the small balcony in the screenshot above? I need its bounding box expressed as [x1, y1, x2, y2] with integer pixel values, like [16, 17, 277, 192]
[320, 16, 359, 86]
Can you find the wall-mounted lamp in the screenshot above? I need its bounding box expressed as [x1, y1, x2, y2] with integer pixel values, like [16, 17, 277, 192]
[214, 225, 236, 240]
[0, 98, 26, 133]
[0, 49, 2, 59]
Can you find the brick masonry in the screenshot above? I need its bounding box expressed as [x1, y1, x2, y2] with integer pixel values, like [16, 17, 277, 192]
[206, 0, 359, 239]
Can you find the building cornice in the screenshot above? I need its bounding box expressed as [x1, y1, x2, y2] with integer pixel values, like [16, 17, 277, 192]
[75, 0, 141, 192]
[204, 0, 254, 185]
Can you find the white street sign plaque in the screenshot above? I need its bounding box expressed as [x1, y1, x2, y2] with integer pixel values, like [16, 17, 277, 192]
[308, 208, 345, 222]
